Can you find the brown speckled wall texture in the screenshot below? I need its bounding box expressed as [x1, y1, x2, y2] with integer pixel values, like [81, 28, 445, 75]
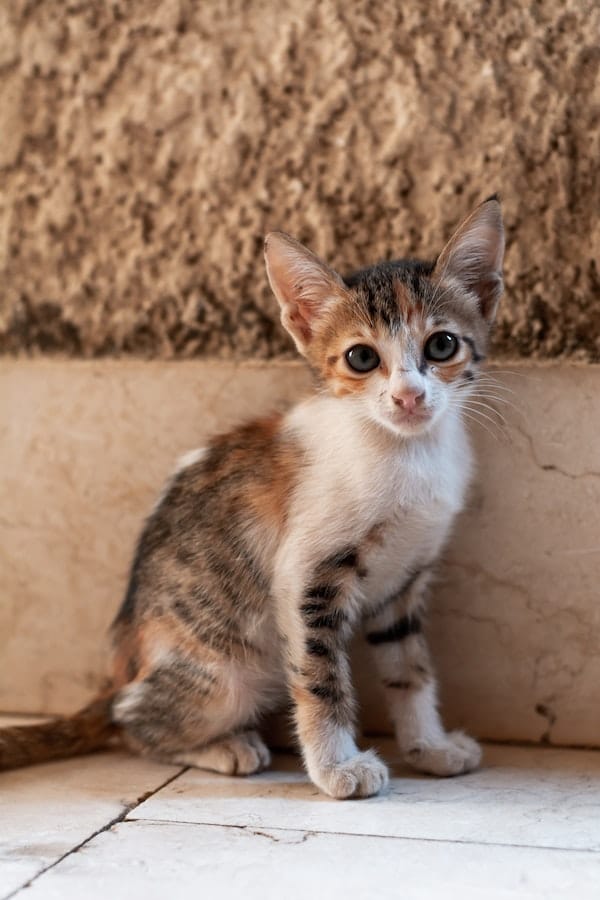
[1, 1, 599, 361]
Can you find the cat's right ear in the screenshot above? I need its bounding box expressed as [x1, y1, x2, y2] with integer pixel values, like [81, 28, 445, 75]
[264, 232, 346, 355]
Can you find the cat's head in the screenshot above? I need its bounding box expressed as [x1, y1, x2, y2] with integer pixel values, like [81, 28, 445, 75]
[265, 197, 504, 438]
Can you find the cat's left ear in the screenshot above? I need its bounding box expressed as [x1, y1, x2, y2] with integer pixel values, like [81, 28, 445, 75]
[433, 196, 505, 324]
[264, 232, 347, 355]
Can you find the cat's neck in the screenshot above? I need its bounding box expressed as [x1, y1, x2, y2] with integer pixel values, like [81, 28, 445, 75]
[284, 390, 472, 520]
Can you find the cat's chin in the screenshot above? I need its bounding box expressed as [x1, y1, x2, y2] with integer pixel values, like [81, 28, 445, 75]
[375, 409, 438, 439]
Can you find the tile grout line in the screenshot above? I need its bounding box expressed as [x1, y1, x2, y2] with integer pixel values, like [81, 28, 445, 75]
[2, 767, 188, 900]
[124, 816, 600, 856]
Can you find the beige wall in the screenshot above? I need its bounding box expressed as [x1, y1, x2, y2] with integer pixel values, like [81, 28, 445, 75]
[2, 360, 599, 747]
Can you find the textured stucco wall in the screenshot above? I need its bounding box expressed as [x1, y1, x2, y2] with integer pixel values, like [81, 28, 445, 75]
[1, 1, 599, 361]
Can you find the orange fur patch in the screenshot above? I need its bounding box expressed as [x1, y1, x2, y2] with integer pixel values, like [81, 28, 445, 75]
[243, 434, 302, 532]
[394, 279, 417, 323]
[432, 357, 470, 383]
[313, 301, 382, 396]
[112, 625, 141, 687]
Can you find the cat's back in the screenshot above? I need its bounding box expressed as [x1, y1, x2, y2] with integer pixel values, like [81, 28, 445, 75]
[111, 413, 303, 636]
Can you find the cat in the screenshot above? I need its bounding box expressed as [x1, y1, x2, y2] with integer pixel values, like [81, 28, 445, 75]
[0, 196, 504, 799]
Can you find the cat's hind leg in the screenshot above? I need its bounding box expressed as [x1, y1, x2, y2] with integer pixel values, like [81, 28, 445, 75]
[111, 653, 273, 775]
[173, 730, 271, 774]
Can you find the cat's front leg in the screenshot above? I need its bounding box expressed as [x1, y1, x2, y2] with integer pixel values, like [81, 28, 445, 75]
[280, 557, 388, 800]
[365, 568, 481, 776]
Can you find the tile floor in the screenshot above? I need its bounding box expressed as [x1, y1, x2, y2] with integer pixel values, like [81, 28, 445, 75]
[1, 719, 600, 900]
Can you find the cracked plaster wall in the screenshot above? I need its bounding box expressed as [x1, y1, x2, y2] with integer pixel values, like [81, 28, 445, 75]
[1, 1, 600, 361]
[2, 360, 599, 746]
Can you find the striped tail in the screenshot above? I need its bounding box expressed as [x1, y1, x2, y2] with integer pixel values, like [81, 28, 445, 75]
[0, 694, 118, 771]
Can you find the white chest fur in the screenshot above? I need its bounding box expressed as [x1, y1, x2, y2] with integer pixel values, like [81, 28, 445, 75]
[281, 395, 473, 603]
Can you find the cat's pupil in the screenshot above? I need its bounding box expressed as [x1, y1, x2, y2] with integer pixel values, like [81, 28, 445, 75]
[424, 332, 458, 362]
[345, 344, 380, 373]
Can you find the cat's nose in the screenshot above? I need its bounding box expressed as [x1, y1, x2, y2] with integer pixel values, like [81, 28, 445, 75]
[392, 389, 425, 412]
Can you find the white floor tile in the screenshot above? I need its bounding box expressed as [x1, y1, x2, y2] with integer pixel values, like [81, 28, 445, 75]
[131, 741, 600, 851]
[18, 820, 600, 900]
[0, 750, 180, 898]
[4, 736, 600, 900]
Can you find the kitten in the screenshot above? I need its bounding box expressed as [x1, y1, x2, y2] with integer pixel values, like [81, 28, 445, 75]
[0, 197, 504, 799]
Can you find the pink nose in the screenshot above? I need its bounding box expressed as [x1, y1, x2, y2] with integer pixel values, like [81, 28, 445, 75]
[392, 390, 425, 413]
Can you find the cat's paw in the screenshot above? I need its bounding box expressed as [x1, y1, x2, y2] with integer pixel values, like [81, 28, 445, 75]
[173, 730, 271, 776]
[312, 750, 389, 799]
[405, 730, 482, 776]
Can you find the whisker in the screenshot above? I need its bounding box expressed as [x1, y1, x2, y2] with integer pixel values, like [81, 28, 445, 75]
[457, 408, 504, 442]
[462, 399, 507, 424]
[448, 394, 512, 434]
[445, 397, 508, 434]
[455, 383, 519, 407]
[469, 392, 523, 416]
[472, 376, 518, 396]
[487, 368, 540, 383]
[463, 400, 509, 428]
[467, 414, 509, 442]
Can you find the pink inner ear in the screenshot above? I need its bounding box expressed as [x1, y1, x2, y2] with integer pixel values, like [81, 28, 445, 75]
[289, 307, 312, 344]
[433, 201, 504, 322]
[265, 231, 345, 352]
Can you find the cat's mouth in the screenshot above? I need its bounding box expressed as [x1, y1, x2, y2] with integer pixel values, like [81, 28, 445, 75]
[388, 407, 434, 433]
[391, 409, 433, 427]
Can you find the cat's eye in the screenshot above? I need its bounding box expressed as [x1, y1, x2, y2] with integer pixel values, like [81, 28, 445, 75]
[424, 332, 459, 363]
[345, 344, 381, 373]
